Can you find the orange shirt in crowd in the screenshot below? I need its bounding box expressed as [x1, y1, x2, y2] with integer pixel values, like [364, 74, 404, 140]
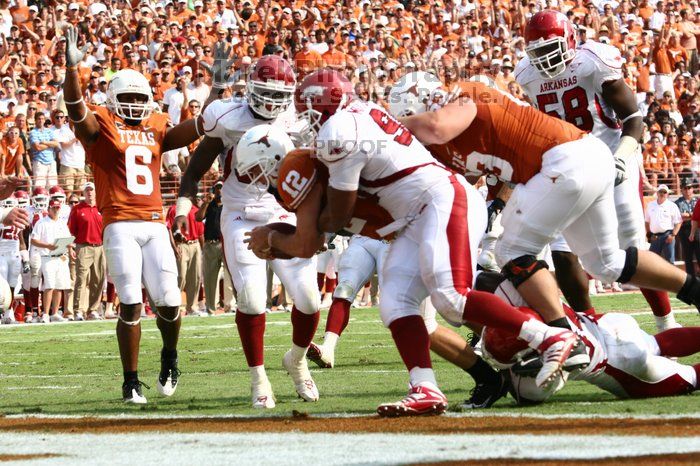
[653, 45, 673, 74]
[1, 137, 23, 176]
[294, 49, 324, 76]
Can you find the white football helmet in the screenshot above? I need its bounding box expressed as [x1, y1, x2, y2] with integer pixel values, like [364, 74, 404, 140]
[106, 69, 155, 121]
[32, 186, 49, 210]
[235, 124, 295, 198]
[1, 197, 17, 208]
[388, 71, 445, 117]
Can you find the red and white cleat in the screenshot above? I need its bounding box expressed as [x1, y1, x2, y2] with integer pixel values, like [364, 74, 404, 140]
[306, 342, 334, 369]
[535, 329, 582, 388]
[377, 383, 448, 417]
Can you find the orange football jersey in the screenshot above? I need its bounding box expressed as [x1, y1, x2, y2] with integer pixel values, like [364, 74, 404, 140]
[277, 149, 394, 240]
[86, 105, 170, 226]
[428, 81, 586, 184]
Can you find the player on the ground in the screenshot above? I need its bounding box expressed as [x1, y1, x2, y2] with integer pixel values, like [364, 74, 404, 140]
[277, 69, 585, 416]
[176, 57, 321, 409]
[393, 74, 700, 372]
[63, 26, 205, 404]
[480, 275, 700, 403]
[515, 10, 675, 331]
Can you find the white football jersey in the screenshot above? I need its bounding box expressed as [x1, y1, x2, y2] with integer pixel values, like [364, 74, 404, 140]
[0, 226, 20, 255]
[316, 100, 451, 221]
[201, 97, 308, 212]
[515, 40, 623, 150]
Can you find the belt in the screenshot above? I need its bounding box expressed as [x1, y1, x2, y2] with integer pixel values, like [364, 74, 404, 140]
[77, 243, 101, 247]
[48, 253, 67, 258]
[184, 240, 199, 244]
[650, 230, 673, 239]
[205, 239, 220, 243]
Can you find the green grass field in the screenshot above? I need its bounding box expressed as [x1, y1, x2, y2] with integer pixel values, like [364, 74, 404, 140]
[1, 293, 699, 417]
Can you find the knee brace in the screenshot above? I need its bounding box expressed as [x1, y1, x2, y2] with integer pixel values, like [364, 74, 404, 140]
[617, 247, 638, 283]
[502, 256, 549, 288]
[332, 282, 357, 301]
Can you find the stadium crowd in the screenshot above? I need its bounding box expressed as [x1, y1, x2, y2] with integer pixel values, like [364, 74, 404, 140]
[0, 0, 698, 322]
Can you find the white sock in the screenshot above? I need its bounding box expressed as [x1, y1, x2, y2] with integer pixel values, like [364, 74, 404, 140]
[322, 332, 339, 351]
[249, 365, 268, 386]
[518, 319, 552, 349]
[290, 343, 308, 362]
[655, 313, 679, 331]
[409, 367, 437, 388]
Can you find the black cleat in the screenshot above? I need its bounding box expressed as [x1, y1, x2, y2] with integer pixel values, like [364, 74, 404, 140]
[156, 357, 180, 397]
[122, 379, 149, 404]
[457, 372, 509, 410]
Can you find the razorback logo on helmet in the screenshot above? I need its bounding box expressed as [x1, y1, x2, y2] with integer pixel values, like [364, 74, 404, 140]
[247, 55, 296, 119]
[295, 69, 355, 134]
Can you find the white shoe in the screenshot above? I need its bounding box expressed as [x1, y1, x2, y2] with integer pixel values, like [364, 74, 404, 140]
[535, 328, 582, 388]
[75, 312, 85, 321]
[104, 309, 117, 319]
[186, 309, 206, 317]
[611, 283, 623, 292]
[123, 380, 148, 404]
[2, 313, 16, 324]
[88, 311, 102, 320]
[24, 314, 33, 324]
[282, 350, 319, 402]
[50, 313, 65, 323]
[306, 342, 334, 369]
[251, 380, 276, 409]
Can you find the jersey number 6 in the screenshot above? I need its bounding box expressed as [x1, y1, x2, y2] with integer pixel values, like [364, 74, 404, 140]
[125, 146, 154, 196]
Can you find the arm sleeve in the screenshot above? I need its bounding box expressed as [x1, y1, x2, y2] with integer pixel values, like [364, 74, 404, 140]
[316, 113, 367, 192]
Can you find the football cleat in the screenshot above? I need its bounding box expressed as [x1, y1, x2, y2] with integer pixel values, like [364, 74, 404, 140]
[251, 380, 276, 409]
[306, 342, 334, 369]
[156, 357, 180, 397]
[377, 383, 448, 417]
[2, 311, 16, 325]
[123, 379, 149, 404]
[282, 350, 319, 402]
[535, 329, 581, 388]
[40, 314, 49, 324]
[49, 313, 65, 323]
[457, 373, 509, 410]
[511, 349, 543, 376]
[562, 338, 590, 374]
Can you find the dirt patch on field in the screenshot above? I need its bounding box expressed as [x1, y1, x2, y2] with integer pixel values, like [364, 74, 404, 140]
[1, 414, 699, 437]
[0, 453, 63, 462]
[417, 453, 700, 465]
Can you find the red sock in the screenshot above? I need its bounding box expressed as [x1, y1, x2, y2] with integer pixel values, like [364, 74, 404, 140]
[641, 288, 671, 317]
[654, 328, 700, 357]
[23, 289, 31, 310]
[198, 283, 205, 302]
[326, 299, 351, 335]
[325, 277, 337, 294]
[106, 282, 116, 303]
[317, 273, 325, 292]
[235, 311, 266, 367]
[463, 290, 530, 332]
[389, 315, 432, 370]
[30, 288, 39, 311]
[291, 306, 320, 348]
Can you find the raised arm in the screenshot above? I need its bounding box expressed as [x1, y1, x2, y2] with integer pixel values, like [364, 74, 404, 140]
[400, 98, 477, 145]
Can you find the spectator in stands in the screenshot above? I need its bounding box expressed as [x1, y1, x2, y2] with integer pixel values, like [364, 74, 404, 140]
[162, 75, 188, 125]
[167, 201, 204, 316]
[68, 182, 105, 321]
[31, 199, 74, 323]
[1, 126, 24, 176]
[676, 181, 699, 276]
[646, 184, 683, 263]
[27, 112, 58, 188]
[51, 110, 85, 194]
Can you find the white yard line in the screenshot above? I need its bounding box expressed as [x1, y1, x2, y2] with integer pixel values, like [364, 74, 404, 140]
[1, 432, 699, 465]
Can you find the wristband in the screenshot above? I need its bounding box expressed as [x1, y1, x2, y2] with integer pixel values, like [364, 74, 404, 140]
[175, 196, 193, 217]
[69, 111, 88, 124]
[64, 96, 84, 105]
[613, 135, 639, 160]
[621, 111, 642, 124]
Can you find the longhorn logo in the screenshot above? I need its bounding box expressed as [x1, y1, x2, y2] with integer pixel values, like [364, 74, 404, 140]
[397, 83, 421, 96]
[249, 134, 271, 148]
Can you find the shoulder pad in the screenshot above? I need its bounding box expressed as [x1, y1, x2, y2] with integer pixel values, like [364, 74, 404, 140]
[579, 41, 624, 70]
[316, 111, 359, 163]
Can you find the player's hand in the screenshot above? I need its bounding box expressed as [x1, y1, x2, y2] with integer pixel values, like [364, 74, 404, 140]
[485, 197, 505, 233]
[0, 176, 24, 199]
[64, 26, 87, 67]
[244, 226, 274, 259]
[613, 156, 627, 187]
[173, 215, 188, 242]
[2, 207, 29, 229]
[47, 243, 58, 251]
[200, 41, 235, 88]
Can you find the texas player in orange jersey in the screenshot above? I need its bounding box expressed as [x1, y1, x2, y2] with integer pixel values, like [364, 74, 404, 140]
[245, 147, 510, 409]
[393, 73, 700, 363]
[62, 26, 206, 405]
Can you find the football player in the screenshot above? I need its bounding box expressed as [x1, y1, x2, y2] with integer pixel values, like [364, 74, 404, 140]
[23, 186, 49, 321]
[279, 69, 584, 416]
[63, 26, 206, 404]
[516, 10, 676, 331]
[176, 57, 321, 409]
[0, 194, 25, 324]
[393, 73, 700, 379]
[481, 276, 700, 404]
[245, 147, 510, 409]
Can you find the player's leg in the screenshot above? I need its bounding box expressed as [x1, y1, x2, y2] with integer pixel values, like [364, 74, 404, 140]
[548, 236, 593, 314]
[29, 253, 41, 318]
[274, 256, 321, 402]
[309, 237, 380, 369]
[616, 160, 677, 330]
[654, 327, 700, 357]
[141, 222, 182, 397]
[103, 222, 148, 404]
[222, 214, 275, 408]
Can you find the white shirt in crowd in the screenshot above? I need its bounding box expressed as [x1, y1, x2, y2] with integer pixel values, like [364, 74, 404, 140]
[31, 215, 71, 257]
[162, 87, 185, 125]
[52, 124, 85, 169]
[645, 198, 682, 233]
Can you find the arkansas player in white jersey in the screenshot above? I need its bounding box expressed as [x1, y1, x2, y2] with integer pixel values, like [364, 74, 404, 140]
[481, 277, 700, 403]
[0, 196, 24, 322]
[176, 56, 321, 409]
[292, 69, 585, 416]
[516, 10, 675, 330]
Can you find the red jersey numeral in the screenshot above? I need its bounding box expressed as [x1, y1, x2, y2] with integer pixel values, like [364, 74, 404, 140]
[369, 108, 413, 146]
[536, 86, 594, 132]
